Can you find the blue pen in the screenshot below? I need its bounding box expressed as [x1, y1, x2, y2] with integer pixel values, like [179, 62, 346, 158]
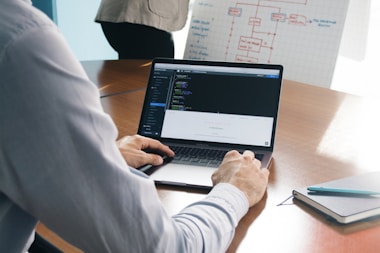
[307, 186, 380, 196]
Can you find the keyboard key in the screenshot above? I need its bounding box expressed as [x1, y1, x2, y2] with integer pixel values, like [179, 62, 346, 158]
[169, 145, 263, 167]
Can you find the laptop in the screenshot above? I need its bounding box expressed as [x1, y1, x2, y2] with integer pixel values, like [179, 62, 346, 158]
[137, 58, 283, 190]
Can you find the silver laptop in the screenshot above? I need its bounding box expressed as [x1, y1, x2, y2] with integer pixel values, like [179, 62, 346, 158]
[137, 58, 283, 190]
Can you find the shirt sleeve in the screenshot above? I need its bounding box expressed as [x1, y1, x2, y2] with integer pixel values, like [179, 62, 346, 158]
[0, 22, 248, 253]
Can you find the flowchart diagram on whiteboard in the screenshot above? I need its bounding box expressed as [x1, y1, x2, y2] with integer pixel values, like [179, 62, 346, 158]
[183, 0, 349, 87]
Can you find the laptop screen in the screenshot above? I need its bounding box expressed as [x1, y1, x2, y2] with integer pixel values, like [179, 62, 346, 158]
[138, 59, 282, 149]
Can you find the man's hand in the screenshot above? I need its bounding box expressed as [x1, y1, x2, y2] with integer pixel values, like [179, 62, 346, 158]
[212, 150, 270, 207]
[116, 135, 175, 168]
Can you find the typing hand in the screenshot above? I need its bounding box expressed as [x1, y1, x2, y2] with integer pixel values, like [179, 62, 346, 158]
[116, 135, 174, 169]
[212, 150, 269, 207]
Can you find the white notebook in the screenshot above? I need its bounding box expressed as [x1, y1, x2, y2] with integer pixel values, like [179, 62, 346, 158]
[293, 171, 380, 224]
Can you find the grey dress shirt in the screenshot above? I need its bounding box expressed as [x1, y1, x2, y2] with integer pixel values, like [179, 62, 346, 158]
[0, 0, 249, 252]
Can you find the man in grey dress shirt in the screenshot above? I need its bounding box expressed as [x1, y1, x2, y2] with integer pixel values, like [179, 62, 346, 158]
[0, 0, 270, 252]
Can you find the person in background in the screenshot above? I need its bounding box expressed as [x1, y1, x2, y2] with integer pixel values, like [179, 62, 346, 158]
[95, 0, 190, 59]
[0, 0, 269, 252]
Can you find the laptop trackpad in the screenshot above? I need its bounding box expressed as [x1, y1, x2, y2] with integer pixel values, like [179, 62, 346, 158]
[149, 163, 215, 188]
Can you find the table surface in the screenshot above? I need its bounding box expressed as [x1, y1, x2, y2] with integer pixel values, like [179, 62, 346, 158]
[37, 59, 380, 253]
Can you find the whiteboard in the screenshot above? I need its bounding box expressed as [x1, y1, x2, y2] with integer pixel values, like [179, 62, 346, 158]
[183, 0, 349, 88]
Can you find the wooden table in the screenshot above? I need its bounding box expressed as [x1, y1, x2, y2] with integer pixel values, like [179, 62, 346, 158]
[81, 59, 152, 97]
[37, 60, 380, 253]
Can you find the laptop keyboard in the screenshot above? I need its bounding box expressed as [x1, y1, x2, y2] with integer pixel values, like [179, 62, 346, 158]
[169, 146, 263, 168]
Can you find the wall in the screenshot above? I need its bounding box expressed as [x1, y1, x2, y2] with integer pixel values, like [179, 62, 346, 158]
[331, 0, 379, 97]
[55, 0, 117, 61]
[36, 0, 192, 61]
[32, 0, 58, 24]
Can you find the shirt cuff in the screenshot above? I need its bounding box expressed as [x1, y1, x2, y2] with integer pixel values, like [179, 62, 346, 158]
[207, 183, 250, 221]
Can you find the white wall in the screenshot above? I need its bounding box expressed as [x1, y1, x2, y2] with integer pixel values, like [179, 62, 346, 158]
[332, 0, 380, 97]
[55, 0, 117, 61]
